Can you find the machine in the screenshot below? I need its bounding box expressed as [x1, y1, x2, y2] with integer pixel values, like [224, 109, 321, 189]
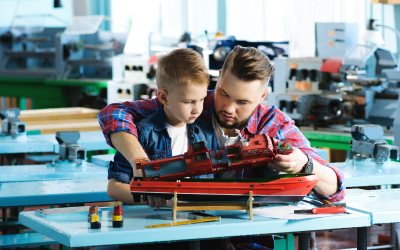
[52, 130, 86, 165]
[0, 108, 26, 138]
[0, 16, 128, 79]
[268, 41, 400, 129]
[206, 36, 289, 71]
[350, 124, 399, 163]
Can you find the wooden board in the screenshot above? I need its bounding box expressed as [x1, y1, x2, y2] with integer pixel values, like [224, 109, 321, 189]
[20, 107, 99, 122]
[26, 119, 101, 134]
[18, 107, 101, 134]
[371, 0, 400, 3]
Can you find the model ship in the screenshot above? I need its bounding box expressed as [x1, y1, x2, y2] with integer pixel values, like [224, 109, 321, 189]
[130, 134, 319, 203]
[135, 134, 293, 181]
[131, 173, 319, 202]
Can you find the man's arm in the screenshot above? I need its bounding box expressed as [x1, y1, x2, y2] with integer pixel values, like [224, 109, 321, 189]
[257, 106, 345, 201]
[107, 132, 149, 204]
[272, 121, 345, 201]
[98, 99, 162, 148]
[269, 147, 339, 196]
[98, 91, 215, 148]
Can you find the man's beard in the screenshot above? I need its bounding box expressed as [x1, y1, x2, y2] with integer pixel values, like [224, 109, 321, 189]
[213, 106, 256, 130]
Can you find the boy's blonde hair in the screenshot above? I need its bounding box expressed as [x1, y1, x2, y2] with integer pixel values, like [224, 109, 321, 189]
[156, 48, 209, 91]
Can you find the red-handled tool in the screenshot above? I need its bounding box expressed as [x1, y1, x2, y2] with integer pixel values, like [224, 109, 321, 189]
[294, 207, 346, 214]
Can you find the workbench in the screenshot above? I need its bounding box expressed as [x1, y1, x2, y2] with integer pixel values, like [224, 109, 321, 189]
[0, 178, 113, 248]
[19, 204, 369, 249]
[0, 131, 111, 154]
[346, 189, 400, 249]
[333, 160, 400, 187]
[0, 161, 108, 182]
[0, 178, 112, 207]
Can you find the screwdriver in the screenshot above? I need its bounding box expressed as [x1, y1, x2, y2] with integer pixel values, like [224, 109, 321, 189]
[294, 207, 346, 214]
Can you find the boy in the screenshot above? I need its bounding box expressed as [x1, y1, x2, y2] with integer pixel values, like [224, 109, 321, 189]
[106, 48, 217, 204]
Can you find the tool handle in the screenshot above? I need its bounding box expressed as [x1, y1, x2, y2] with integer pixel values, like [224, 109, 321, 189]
[312, 207, 346, 214]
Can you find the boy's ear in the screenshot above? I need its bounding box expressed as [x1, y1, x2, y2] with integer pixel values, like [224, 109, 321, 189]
[157, 89, 168, 105]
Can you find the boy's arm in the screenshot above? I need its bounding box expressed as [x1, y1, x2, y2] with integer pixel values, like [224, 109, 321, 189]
[110, 132, 148, 175]
[108, 179, 135, 204]
[98, 99, 162, 148]
[107, 132, 149, 204]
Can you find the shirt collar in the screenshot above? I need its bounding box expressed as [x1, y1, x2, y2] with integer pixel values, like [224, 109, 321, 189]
[244, 107, 259, 135]
[153, 107, 168, 131]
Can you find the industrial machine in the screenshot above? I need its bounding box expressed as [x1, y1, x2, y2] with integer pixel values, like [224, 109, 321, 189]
[205, 36, 289, 71]
[0, 16, 128, 79]
[51, 131, 86, 165]
[107, 54, 157, 104]
[267, 21, 400, 129]
[0, 27, 65, 78]
[0, 108, 26, 138]
[350, 124, 399, 163]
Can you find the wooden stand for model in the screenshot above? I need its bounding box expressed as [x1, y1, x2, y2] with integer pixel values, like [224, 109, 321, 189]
[172, 191, 254, 220]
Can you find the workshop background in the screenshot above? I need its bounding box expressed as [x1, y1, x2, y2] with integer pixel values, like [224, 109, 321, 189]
[1, 0, 400, 249]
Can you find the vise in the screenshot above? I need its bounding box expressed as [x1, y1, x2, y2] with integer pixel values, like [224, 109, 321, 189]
[55, 131, 86, 163]
[350, 124, 399, 163]
[0, 108, 26, 138]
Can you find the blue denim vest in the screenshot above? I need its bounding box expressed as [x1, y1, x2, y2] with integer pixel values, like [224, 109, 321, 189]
[109, 107, 217, 184]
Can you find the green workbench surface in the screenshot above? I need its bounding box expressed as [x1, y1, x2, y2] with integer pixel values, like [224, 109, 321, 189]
[302, 130, 394, 151]
[0, 77, 108, 109]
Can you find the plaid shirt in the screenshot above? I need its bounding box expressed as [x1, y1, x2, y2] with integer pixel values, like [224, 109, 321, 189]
[99, 90, 345, 202]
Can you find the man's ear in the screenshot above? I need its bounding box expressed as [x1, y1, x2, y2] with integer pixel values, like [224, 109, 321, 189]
[260, 88, 269, 103]
[218, 69, 222, 77]
[157, 89, 168, 105]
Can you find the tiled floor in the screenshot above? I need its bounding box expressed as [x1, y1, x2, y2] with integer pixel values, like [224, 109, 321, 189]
[295, 224, 391, 250]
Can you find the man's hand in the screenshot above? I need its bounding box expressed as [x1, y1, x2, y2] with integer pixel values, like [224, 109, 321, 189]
[268, 147, 308, 174]
[268, 147, 340, 196]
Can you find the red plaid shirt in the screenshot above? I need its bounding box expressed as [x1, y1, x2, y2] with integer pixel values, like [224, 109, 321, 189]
[99, 90, 345, 202]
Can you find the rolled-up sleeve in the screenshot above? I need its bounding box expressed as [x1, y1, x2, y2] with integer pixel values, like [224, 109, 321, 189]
[275, 120, 346, 202]
[98, 99, 162, 148]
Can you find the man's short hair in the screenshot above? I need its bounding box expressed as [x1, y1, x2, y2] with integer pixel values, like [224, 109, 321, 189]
[221, 45, 275, 86]
[156, 48, 209, 91]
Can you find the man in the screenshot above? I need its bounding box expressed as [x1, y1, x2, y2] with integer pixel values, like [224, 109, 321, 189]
[98, 46, 345, 249]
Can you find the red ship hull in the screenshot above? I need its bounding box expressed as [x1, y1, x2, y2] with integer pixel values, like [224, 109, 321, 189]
[131, 174, 319, 203]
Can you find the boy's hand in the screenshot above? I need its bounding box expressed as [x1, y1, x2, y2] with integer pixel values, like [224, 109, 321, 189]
[146, 196, 168, 208]
[133, 157, 149, 177]
[268, 147, 308, 174]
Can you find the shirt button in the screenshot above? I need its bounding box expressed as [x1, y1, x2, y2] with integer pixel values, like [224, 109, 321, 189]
[168, 146, 171, 149]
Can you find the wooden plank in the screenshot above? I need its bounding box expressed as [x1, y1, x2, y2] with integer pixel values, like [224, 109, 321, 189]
[26, 120, 101, 134]
[175, 205, 248, 211]
[372, 0, 400, 3]
[20, 107, 100, 122]
[25, 118, 99, 126]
